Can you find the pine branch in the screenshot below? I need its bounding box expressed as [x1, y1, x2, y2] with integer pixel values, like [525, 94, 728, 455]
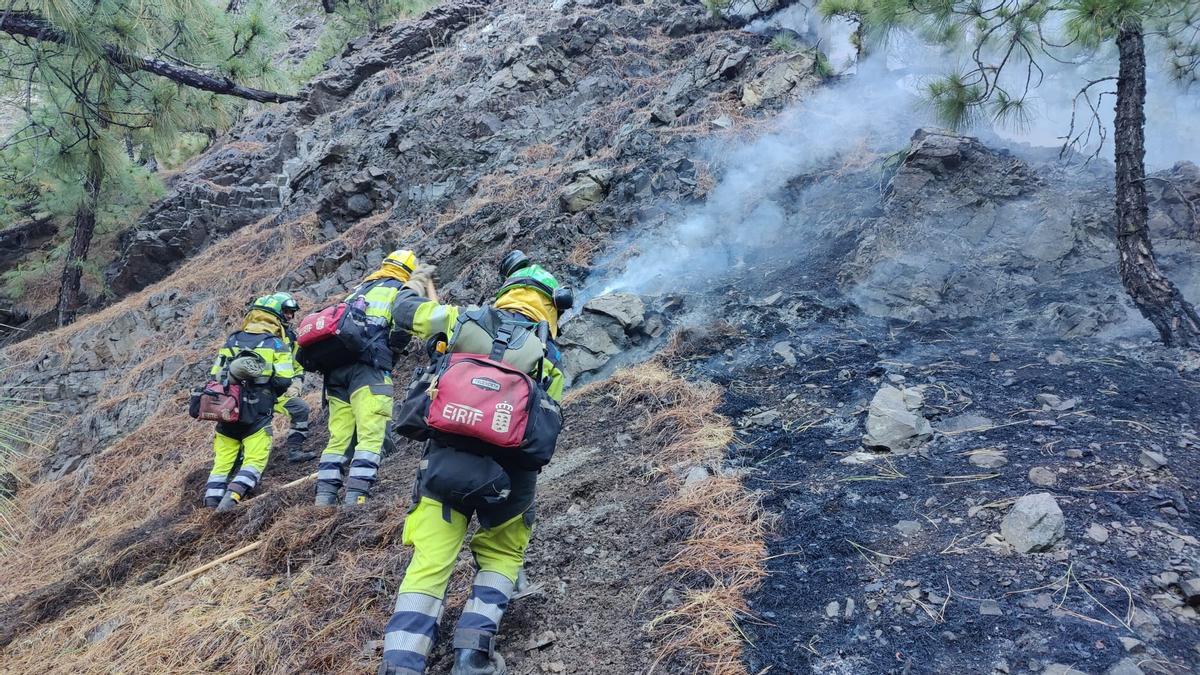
[0, 10, 298, 104]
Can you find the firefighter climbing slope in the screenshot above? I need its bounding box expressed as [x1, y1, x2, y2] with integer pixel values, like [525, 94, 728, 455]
[189, 295, 296, 512]
[380, 250, 571, 675]
[294, 250, 428, 506]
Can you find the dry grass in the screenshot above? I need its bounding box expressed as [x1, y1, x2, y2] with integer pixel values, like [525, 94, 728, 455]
[568, 360, 765, 674]
[454, 166, 559, 221]
[0, 487, 416, 673]
[518, 143, 558, 163]
[647, 581, 753, 675]
[660, 475, 767, 580]
[0, 546, 403, 674]
[566, 237, 603, 267]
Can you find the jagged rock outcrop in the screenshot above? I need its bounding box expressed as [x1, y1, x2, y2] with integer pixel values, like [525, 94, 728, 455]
[652, 37, 750, 123]
[560, 165, 614, 212]
[92, 0, 780, 318]
[0, 215, 55, 271]
[559, 292, 665, 381]
[303, 0, 495, 118]
[106, 135, 294, 296]
[840, 128, 1200, 337]
[741, 50, 822, 107]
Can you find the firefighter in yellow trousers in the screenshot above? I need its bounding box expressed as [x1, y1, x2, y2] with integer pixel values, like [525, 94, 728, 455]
[380, 251, 569, 675]
[204, 295, 296, 512]
[314, 250, 425, 506]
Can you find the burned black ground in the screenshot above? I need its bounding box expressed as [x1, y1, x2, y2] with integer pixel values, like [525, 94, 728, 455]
[672, 264, 1200, 674]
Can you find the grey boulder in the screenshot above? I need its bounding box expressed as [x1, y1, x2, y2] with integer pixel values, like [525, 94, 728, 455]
[1001, 492, 1065, 553]
[862, 385, 932, 452]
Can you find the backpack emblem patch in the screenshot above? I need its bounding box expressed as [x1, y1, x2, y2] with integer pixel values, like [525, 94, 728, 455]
[471, 377, 502, 392]
[492, 402, 513, 433]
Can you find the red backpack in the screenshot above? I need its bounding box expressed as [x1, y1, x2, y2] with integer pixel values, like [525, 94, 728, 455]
[293, 294, 377, 372]
[395, 308, 563, 470]
[426, 353, 535, 448]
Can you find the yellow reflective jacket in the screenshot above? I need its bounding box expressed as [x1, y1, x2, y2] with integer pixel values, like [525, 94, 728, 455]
[282, 325, 303, 379]
[344, 277, 423, 370]
[209, 329, 296, 395]
[394, 298, 567, 401]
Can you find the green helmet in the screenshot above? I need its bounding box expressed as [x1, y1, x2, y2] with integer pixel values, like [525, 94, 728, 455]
[272, 292, 300, 318]
[250, 294, 288, 321]
[496, 263, 574, 311]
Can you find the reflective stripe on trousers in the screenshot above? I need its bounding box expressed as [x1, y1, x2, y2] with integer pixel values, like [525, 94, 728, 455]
[381, 498, 533, 670]
[316, 375, 390, 495]
[208, 427, 272, 503]
[204, 473, 227, 507]
[380, 592, 442, 674]
[454, 570, 515, 650]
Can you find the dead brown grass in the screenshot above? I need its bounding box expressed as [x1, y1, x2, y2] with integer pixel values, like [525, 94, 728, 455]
[566, 359, 765, 674]
[0, 203, 429, 600]
[648, 581, 753, 675]
[566, 237, 603, 267]
[518, 143, 557, 163]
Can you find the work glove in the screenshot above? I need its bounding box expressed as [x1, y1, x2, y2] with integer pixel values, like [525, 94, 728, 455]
[404, 264, 437, 299]
[286, 376, 304, 399]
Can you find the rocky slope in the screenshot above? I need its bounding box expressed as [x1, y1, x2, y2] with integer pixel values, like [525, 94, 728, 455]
[2, 0, 1199, 673]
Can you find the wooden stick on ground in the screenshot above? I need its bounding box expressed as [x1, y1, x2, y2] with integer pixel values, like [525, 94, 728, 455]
[156, 473, 317, 590]
[275, 472, 318, 491]
[158, 541, 263, 589]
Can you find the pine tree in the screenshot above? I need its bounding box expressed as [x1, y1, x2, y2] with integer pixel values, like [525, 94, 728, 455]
[0, 0, 296, 326]
[819, 0, 1200, 347]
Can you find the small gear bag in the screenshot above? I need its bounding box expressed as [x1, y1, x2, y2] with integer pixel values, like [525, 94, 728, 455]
[294, 295, 376, 373]
[189, 381, 242, 423]
[395, 307, 563, 470]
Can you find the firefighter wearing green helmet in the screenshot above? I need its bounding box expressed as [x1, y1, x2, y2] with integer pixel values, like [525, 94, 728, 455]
[378, 251, 571, 675]
[202, 295, 297, 512]
[313, 249, 426, 507]
[268, 292, 316, 463]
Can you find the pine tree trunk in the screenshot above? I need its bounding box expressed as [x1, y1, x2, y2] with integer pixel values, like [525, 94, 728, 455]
[1113, 22, 1200, 347]
[55, 149, 104, 327]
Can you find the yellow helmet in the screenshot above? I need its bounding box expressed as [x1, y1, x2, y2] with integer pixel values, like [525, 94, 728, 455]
[383, 249, 418, 273]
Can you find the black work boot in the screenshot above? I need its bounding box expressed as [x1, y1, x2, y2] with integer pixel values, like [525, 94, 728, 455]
[314, 489, 338, 507]
[285, 433, 316, 463]
[215, 491, 241, 513]
[343, 488, 369, 506]
[451, 649, 506, 675]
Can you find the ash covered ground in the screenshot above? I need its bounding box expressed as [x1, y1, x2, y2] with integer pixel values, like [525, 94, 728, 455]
[604, 255, 1200, 674]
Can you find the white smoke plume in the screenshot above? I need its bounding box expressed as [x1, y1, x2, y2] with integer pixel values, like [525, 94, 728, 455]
[583, 13, 1199, 305]
[591, 61, 927, 299]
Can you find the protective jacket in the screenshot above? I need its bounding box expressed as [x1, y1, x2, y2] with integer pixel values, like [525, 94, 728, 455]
[208, 310, 295, 434]
[347, 277, 423, 370]
[283, 325, 304, 380]
[394, 296, 566, 402]
[381, 294, 566, 675]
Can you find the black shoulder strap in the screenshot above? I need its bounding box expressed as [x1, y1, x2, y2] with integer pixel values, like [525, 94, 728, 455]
[489, 322, 514, 362]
